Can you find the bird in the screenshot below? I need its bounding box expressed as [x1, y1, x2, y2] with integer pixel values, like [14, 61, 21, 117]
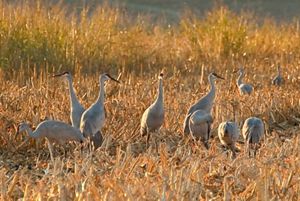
[272, 64, 284, 86]
[140, 73, 164, 143]
[218, 122, 239, 159]
[242, 117, 264, 157]
[236, 68, 253, 95]
[16, 120, 85, 161]
[80, 73, 119, 149]
[53, 71, 85, 129]
[183, 72, 224, 135]
[218, 102, 240, 159]
[188, 109, 213, 149]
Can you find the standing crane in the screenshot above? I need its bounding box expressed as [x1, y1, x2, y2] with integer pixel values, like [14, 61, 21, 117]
[183, 72, 224, 135]
[242, 117, 264, 157]
[236, 68, 253, 95]
[80, 73, 119, 149]
[16, 120, 85, 161]
[53, 71, 85, 129]
[218, 102, 240, 159]
[272, 64, 284, 86]
[140, 73, 164, 143]
[188, 109, 213, 149]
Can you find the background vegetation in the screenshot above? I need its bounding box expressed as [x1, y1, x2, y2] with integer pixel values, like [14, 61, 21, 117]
[1, 1, 300, 200]
[1, 1, 300, 75]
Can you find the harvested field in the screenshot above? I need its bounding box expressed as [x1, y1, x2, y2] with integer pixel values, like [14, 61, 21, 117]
[1, 1, 300, 200]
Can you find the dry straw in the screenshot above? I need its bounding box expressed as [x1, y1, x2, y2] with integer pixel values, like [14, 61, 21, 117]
[0, 1, 300, 200]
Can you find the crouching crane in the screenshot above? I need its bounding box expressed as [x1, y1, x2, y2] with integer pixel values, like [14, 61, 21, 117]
[189, 109, 213, 149]
[218, 122, 239, 159]
[218, 102, 240, 159]
[16, 120, 85, 161]
[242, 117, 264, 157]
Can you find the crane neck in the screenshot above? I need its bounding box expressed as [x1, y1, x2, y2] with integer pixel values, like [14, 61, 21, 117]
[67, 76, 80, 106]
[237, 72, 244, 86]
[232, 105, 237, 122]
[96, 78, 106, 105]
[155, 78, 163, 103]
[24, 125, 38, 139]
[208, 76, 216, 98]
[277, 66, 281, 76]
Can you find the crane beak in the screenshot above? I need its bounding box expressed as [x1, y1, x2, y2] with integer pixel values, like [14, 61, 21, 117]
[107, 74, 120, 83]
[214, 73, 225, 80]
[52, 71, 69, 77]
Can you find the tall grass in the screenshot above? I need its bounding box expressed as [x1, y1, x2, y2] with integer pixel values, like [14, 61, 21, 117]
[1, 1, 300, 200]
[0, 1, 300, 75]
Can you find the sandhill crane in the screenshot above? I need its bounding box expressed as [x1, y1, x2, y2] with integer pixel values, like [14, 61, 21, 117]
[183, 72, 224, 135]
[53, 71, 85, 129]
[188, 109, 213, 149]
[272, 64, 284, 86]
[236, 68, 253, 95]
[16, 120, 85, 161]
[242, 117, 264, 157]
[80, 73, 119, 149]
[140, 73, 164, 143]
[218, 102, 240, 159]
[218, 122, 239, 159]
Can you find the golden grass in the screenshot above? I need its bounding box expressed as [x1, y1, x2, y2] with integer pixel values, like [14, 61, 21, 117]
[1, 69, 300, 200]
[1, 1, 300, 200]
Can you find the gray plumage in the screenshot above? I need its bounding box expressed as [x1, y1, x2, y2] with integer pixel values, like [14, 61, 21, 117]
[218, 121, 240, 158]
[140, 73, 164, 137]
[53, 72, 85, 129]
[272, 64, 284, 86]
[80, 73, 119, 148]
[242, 117, 264, 157]
[17, 120, 85, 144]
[189, 109, 213, 149]
[236, 68, 253, 95]
[183, 73, 224, 135]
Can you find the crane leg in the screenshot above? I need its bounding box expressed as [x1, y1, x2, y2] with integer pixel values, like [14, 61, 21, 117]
[245, 142, 249, 158]
[224, 145, 230, 158]
[146, 132, 150, 148]
[145, 127, 150, 149]
[201, 138, 209, 150]
[248, 145, 252, 158]
[245, 136, 252, 158]
[253, 144, 257, 158]
[204, 142, 210, 150]
[46, 139, 55, 163]
[88, 137, 93, 152]
[62, 146, 67, 158]
[229, 144, 236, 159]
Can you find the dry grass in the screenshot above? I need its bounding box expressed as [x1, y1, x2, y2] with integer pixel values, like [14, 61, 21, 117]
[1, 1, 300, 200]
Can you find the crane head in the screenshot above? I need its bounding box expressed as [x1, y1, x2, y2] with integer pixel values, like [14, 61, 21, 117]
[16, 122, 29, 137]
[53, 71, 71, 79]
[210, 72, 224, 80]
[102, 73, 120, 83]
[159, 72, 164, 79]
